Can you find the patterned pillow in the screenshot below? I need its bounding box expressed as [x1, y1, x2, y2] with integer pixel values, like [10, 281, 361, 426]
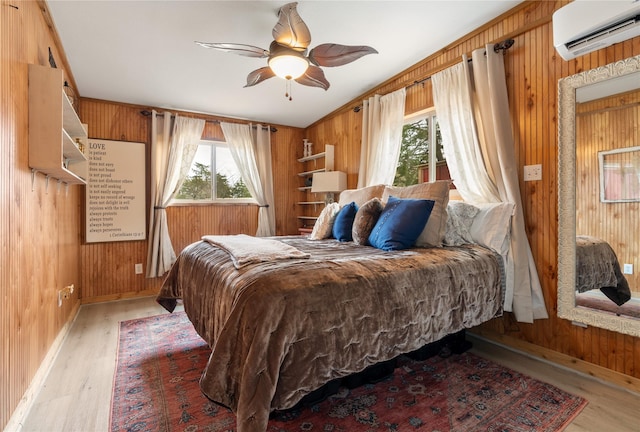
[444, 201, 479, 246]
[309, 202, 340, 240]
[382, 180, 451, 247]
[352, 198, 384, 245]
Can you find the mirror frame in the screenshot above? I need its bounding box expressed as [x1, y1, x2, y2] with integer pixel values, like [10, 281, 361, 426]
[558, 54, 640, 337]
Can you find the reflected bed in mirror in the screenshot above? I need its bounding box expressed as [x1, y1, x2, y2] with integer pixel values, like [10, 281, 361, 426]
[558, 54, 640, 337]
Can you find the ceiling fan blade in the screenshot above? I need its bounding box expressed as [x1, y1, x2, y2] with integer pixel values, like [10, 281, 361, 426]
[244, 67, 276, 88]
[195, 42, 269, 58]
[308, 44, 378, 67]
[295, 66, 330, 90]
[272, 2, 311, 51]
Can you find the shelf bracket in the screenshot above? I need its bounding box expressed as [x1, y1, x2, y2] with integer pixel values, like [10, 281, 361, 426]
[56, 179, 69, 195]
[45, 175, 51, 193]
[31, 169, 39, 191]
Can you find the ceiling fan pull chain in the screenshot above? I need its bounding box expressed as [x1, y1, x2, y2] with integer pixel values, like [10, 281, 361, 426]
[285, 79, 293, 101]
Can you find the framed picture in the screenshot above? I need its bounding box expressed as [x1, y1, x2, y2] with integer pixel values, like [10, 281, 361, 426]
[599, 145, 640, 203]
[85, 139, 146, 243]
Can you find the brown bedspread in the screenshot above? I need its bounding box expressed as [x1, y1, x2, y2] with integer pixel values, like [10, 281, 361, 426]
[157, 237, 504, 432]
[576, 235, 631, 306]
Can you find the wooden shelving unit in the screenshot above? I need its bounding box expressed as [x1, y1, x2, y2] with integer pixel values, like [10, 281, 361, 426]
[28, 64, 88, 185]
[296, 144, 335, 229]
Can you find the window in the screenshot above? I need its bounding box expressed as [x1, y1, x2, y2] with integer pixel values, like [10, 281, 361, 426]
[172, 140, 254, 204]
[394, 109, 449, 187]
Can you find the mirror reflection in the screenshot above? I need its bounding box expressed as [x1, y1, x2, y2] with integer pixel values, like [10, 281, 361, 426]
[557, 56, 640, 337]
[574, 76, 639, 319]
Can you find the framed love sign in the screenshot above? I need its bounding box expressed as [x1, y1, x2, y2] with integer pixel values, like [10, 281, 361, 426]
[85, 139, 146, 243]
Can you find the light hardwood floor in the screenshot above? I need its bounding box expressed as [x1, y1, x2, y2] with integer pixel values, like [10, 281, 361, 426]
[15, 297, 640, 432]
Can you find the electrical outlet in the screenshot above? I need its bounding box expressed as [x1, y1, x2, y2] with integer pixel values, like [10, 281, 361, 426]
[135, 263, 143, 274]
[524, 164, 542, 181]
[623, 264, 633, 275]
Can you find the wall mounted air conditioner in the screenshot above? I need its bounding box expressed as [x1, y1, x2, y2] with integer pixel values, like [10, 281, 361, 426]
[553, 0, 640, 60]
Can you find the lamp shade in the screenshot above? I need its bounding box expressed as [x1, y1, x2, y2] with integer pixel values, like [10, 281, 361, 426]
[311, 171, 347, 193]
[268, 53, 309, 80]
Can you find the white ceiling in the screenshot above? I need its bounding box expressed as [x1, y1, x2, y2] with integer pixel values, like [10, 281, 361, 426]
[47, 0, 523, 128]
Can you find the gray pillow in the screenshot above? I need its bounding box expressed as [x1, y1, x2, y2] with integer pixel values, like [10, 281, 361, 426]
[444, 201, 479, 246]
[352, 198, 384, 245]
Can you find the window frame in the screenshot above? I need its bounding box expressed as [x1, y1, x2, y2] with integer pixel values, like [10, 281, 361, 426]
[402, 108, 444, 184]
[170, 139, 257, 206]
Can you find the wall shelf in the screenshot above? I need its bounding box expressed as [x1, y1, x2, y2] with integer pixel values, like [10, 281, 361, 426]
[28, 64, 88, 185]
[298, 168, 326, 177]
[296, 144, 335, 230]
[297, 151, 326, 163]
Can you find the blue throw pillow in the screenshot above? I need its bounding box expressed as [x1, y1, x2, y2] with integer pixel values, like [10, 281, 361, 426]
[332, 201, 358, 241]
[368, 196, 435, 251]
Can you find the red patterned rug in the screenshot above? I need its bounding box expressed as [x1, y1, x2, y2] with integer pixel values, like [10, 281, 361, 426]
[110, 312, 587, 432]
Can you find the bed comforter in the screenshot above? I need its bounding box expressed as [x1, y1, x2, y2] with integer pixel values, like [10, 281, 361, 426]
[576, 235, 631, 306]
[157, 236, 504, 432]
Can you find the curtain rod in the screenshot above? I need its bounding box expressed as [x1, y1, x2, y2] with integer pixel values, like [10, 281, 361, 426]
[139, 110, 278, 132]
[353, 39, 514, 113]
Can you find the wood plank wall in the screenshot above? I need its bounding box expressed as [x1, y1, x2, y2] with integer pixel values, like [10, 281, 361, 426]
[575, 90, 640, 294]
[305, 0, 640, 380]
[77, 99, 305, 301]
[3, 1, 640, 429]
[1, 1, 83, 428]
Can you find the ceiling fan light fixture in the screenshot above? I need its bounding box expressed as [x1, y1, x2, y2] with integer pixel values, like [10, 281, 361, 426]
[268, 53, 309, 80]
[198, 2, 377, 90]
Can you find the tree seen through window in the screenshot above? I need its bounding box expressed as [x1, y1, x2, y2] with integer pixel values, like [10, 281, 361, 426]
[174, 142, 252, 201]
[394, 115, 445, 187]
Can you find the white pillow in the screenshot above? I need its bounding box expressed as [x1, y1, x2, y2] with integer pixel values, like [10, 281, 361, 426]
[309, 203, 340, 240]
[469, 202, 515, 255]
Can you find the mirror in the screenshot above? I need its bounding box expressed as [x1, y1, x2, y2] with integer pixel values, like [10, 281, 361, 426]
[558, 54, 640, 337]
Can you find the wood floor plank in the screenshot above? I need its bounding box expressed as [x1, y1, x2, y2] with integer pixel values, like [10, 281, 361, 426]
[17, 297, 640, 432]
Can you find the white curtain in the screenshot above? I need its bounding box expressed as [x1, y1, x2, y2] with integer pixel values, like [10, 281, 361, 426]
[220, 122, 276, 236]
[432, 47, 548, 323]
[357, 88, 406, 188]
[146, 112, 205, 278]
[430, 58, 500, 204]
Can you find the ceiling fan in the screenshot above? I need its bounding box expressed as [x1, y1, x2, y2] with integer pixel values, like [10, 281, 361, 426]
[196, 2, 377, 99]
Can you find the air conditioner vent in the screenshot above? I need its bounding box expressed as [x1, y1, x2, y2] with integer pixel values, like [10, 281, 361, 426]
[566, 16, 640, 51]
[553, 1, 640, 60]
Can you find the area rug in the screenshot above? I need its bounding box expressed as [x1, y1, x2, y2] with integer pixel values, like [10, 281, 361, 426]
[110, 311, 588, 432]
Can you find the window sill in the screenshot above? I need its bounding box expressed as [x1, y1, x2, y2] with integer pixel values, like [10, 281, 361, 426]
[170, 200, 258, 207]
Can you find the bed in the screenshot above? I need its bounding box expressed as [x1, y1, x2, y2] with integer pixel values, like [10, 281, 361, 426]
[576, 235, 631, 306]
[157, 235, 505, 432]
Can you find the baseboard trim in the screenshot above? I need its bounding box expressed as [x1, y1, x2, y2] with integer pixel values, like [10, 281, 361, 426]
[80, 289, 158, 305]
[4, 301, 81, 432]
[470, 329, 640, 395]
